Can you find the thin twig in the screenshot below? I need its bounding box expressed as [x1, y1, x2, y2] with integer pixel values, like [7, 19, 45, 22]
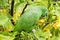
[10, 0, 14, 16]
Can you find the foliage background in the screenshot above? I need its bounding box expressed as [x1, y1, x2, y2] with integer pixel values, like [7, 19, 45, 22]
[0, 0, 60, 40]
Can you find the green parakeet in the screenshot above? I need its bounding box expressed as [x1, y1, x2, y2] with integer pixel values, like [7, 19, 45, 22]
[13, 5, 48, 32]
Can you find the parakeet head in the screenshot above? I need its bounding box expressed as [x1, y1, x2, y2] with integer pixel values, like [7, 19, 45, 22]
[26, 5, 48, 17]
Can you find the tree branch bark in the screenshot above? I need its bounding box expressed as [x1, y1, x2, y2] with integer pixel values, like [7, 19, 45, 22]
[10, 0, 14, 16]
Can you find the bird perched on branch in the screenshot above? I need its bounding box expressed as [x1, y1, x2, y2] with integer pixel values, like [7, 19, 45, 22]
[13, 5, 48, 32]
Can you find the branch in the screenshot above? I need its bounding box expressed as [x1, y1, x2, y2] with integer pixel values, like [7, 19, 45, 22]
[21, 3, 29, 15]
[10, 0, 14, 16]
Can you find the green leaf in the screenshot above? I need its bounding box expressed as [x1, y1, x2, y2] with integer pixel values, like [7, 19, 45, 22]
[0, 0, 8, 8]
[0, 14, 14, 31]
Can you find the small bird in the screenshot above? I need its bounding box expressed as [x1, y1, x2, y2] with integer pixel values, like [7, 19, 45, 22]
[13, 5, 48, 32]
